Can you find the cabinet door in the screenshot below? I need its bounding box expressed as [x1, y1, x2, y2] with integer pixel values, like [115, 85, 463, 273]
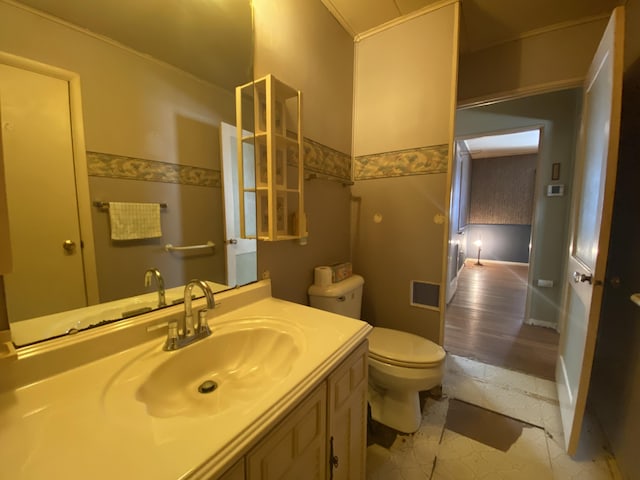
[327, 341, 368, 480]
[247, 384, 327, 480]
[215, 459, 245, 480]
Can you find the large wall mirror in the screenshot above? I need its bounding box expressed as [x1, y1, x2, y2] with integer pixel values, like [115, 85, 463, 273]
[0, 0, 256, 347]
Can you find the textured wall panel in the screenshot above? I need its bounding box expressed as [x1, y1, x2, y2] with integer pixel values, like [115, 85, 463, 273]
[469, 154, 537, 225]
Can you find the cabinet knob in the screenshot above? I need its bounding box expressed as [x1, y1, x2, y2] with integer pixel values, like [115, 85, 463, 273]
[62, 239, 76, 254]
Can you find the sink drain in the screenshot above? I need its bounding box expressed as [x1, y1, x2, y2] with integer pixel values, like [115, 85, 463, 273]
[198, 380, 218, 394]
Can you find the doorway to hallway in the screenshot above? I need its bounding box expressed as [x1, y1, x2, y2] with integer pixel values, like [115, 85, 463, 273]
[444, 260, 559, 380]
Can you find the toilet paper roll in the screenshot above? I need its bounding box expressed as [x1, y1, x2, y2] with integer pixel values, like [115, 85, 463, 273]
[314, 266, 332, 286]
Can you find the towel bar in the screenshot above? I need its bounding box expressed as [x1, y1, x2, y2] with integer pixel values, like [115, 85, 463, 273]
[93, 201, 168, 209]
[164, 241, 215, 252]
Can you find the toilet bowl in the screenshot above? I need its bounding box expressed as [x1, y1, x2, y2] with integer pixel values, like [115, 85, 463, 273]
[367, 327, 445, 433]
[308, 270, 446, 433]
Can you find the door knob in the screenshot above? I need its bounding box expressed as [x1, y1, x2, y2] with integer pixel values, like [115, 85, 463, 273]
[62, 240, 76, 254]
[227, 238, 238, 245]
[573, 271, 592, 284]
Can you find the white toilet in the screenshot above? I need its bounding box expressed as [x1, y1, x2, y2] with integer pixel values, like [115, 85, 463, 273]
[308, 272, 446, 433]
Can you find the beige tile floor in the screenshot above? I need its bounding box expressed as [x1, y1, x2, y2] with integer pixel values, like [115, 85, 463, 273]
[366, 355, 620, 480]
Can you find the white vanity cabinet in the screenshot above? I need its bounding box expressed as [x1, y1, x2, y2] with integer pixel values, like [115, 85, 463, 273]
[214, 341, 368, 480]
[218, 460, 245, 480]
[247, 383, 327, 479]
[327, 340, 368, 480]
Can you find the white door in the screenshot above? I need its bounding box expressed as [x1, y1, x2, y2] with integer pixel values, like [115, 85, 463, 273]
[220, 122, 256, 287]
[556, 7, 624, 455]
[1, 64, 87, 320]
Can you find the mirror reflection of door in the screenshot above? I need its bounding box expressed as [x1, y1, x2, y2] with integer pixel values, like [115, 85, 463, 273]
[0, 63, 88, 320]
[220, 122, 257, 287]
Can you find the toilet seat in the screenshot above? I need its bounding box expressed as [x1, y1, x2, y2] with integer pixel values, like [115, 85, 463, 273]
[368, 327, 445, 368]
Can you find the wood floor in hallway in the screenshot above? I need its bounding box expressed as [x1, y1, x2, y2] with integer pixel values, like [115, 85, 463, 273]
[444, 261, 559, 380]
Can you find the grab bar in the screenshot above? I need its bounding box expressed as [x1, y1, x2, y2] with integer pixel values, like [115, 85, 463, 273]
[164, 241, 215, 252]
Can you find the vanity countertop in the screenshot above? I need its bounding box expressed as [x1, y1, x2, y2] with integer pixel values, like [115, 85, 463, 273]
[0, 280, 371, 479]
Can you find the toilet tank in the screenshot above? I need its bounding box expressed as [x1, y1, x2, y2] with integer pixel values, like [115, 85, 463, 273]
[308, 274, 364, 319]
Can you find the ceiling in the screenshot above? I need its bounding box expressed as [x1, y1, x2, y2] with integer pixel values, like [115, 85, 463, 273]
[9, 0, 253, 91]
[9, 0, 625, 89]
[463, 130, 540, 159]
[320, 0, 623, 54]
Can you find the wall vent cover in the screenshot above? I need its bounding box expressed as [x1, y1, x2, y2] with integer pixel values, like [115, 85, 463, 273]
[410, 280, 440, 311]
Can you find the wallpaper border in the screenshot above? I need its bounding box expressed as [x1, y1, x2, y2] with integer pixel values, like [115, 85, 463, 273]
[86, 152, 221, 187]
[301, 137, 351, 181]
[354, 144, 449, 180]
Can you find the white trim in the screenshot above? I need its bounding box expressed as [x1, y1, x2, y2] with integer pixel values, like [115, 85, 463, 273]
[319, 0, 357, 38]
[439, 0, 460, 344]
[457, 78, 583, 110]
[464, 258, 529, 267]
[559, 354, 573, 406]
[525, 317, 559, 331]
[446, 275, 458, 305]
[355, 0, 459, 42]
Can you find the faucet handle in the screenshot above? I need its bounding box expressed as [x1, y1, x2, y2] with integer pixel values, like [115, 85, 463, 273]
[197, 309, 211, 334]
[163, 321, 179, 351]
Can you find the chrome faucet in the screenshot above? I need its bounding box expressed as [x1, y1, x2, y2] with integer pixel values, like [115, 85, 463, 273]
[164, 279, 215, 351]
[144, 268, 166, 307]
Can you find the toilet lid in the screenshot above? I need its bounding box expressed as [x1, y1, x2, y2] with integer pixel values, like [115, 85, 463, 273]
[368, 327, 446, 368]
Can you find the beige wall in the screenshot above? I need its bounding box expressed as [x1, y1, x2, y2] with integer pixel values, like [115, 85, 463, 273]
[253, 0, 354, 304]
[353, 4, 456, 155]
[588, 2, 640, 478]
[253, 0, 354, 154]
[0, 2, 235, 164]
[458, 17, 608, 105]
[352, 2, 459, 343]
[352, 175, 447, 341]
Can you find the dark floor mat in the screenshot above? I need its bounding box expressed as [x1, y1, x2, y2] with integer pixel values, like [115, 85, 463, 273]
[445, 399, 534, 452]
[367, 417, 398, 448]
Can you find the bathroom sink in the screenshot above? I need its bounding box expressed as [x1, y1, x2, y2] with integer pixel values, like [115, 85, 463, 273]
[134, 317, 305, 418]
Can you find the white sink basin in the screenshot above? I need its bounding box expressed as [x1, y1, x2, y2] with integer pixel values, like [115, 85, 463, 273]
[134, 317, 305, 418]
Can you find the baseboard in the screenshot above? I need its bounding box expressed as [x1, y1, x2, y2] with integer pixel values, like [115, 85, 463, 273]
[446, 276, 458, 304]
[525, 317, 559, 331]
[465, 258, 529, 266]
